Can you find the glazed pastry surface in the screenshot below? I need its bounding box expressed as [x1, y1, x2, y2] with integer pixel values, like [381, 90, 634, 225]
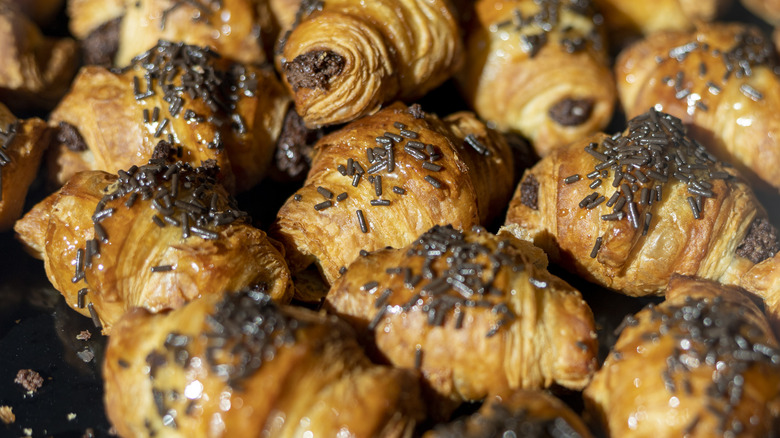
[459, 0, 615, 157]
[14, 159, 293, 333]
[104, 288, 424, 437]
[272, 102, 514, 287]
[326, 225, 598, 409]
[585, 276, 780, 437]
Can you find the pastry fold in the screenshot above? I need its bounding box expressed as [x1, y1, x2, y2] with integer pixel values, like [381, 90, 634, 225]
[458, 0, 615, 157]
[104, 288, 424, 437]
[503, 108, 780, 336]
[279, 0, 463, 127]
[48, 40, 290, 193]
[616, 23, 780, 191]
[69, 0, 275, 66]
[272, 102, 514, 287]
[0, 103, 50, 231]
[0, 3, 78, 111]
[584, 275, 780, 437]
[325, 225, 598, 408]
[14, 159, 293, 334]
[425, 389, 593, 437]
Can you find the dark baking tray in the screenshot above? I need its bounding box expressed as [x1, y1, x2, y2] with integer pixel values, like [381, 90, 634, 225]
[0, 1, 776, 437]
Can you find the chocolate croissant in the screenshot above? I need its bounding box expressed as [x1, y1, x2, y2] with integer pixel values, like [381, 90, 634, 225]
[272, 102, 514, 289]
[69, 0, 276, 67]
[325, 225, 598, 409]
[0, 103, 50, 231]
[584, 275, 780, 437]
[0, 3, 78, 111]
[458, 0, 616, 157]
[425, 389, 593, 438]
[593, 0, 730, 44]
[48, 40, 290, 193]
[278, 0, 463, 127]
[104, 288, 425, 437]
[503, 109, 780, 314]
[615, 23, 780, 192]
[14, 159, 293, 334]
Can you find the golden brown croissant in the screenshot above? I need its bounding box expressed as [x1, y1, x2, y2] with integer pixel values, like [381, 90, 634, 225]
[0, 3, 78, 111]
[458, 0, 616, 157]
[615, 23, 780, 192]
[424, 389, 594, 437]
[69, 0, 276, 66]
[272, 102, 514, 289]
[503, 109, 780, 305]
[14, 159, 293, 334]
[584, 275, 780, 437]
[325, 225, 598, 410]
[593, 0, 730, 44]
[278, 0, 463, 127]
[104, 288, 425, 437]
[0, 103, 50, 231]
[48, 40, 290, 193]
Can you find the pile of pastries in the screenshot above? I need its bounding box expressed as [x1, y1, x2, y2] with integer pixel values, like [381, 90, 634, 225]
[4, 0, 780, 436]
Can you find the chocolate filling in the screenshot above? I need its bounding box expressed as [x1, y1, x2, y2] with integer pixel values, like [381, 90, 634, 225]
[283, 50, 345, 92]
[549, 98, 594, 126]
[151, 140, 174, 161]
[520, 174, 539, 210]
[82, 17, 122, 67]
[274, 108, 321, 179]
[736, 217, 779, 264]
[57, 121, 88, 152]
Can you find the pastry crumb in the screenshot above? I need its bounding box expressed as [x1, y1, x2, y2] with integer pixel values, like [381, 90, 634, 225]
[76, 330, 92, 341]
[14, 369, 43, 393]
[0, 406, 15, 424]
[23, 427, 32, 436]
[77, 349, 95, 363]
[67, 413, 77, 421]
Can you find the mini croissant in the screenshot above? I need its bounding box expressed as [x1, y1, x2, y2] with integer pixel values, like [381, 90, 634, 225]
[458, 0, 615, 157]
[105, 288, 424, 437]
[272, 102, 514, 289]
[278, 0, 463, 127]
[15, 159, 293, 333]
[326, 225, 598, 410]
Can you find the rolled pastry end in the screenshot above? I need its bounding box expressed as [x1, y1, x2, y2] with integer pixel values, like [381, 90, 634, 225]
[283, 50, 346, 92]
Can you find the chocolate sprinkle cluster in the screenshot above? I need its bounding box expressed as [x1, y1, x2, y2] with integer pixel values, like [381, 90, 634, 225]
[0, 120, 18, 203]
[615, 296, 780, 436]
[432, 402, 583, 438]
[71, 157, 248, 328]
[112, 40, 258, 149]
[564, 108, 727, 257]
[492, 0, 603, 57]
[656, 29, 778, 115]
[367, 225, 530, 338]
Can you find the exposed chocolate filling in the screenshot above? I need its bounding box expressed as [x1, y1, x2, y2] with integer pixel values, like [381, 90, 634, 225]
[57, 121, 87, 152]
[283, 50, 345, 92]
[274, 108, 321, 179]
[736, 217, 780, 264]
[82, 17, 122, 67]
[520, 174, 539, 210]
[548, 98, 594, 126]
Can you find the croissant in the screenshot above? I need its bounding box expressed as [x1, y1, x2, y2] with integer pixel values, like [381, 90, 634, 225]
[104, 288, 425, 437]
[592, 0, 730, 44]
[48, 40, 290, 193]
[584, 275, 780, 437]
[69, 0, 276, 67]
[615, 23, 780, 192]
[0, 103, 50, 231]
[457, 0, 616, 157]
[424, 389, 593, 437]
[278, 0, 463, 127]
[502, 109, 780, 333]
[0, 3, 78, 111]
[272, 102, 515, 289]
[14, 159, 293, 334]
[325, 225, 598, 410]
